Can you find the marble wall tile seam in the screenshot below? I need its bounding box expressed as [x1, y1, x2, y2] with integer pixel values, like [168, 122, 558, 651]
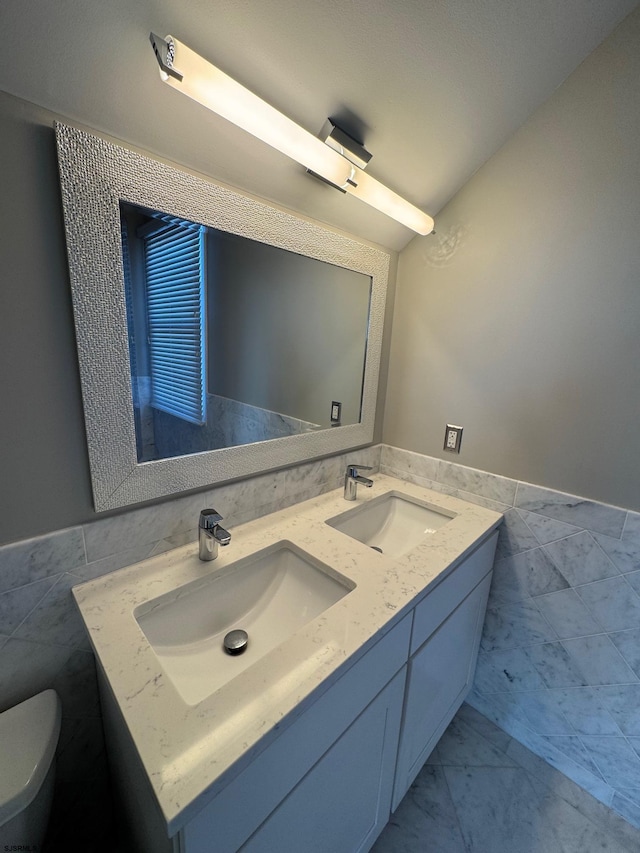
[445, 487, 512, 514]
[560, 635, 639, 689]
[10, 571, 93, 652]
[494, 535, 619, 596]
[0, 523, 87, 561]
[379, 463, 441, 493]
[572, 574, 640, 634]
[621, 512, 640, 542]
[540, 734, 609, 782]
[528, 594, 610, 640]
[0, 571, 65, 640]
[515, 510, 590, 558]
[0, 524, 87, 595]
[436, 458, 519, 506]
[474, 668, 640, 708]
[471, 679, 628, 742]
[474, 650, 547, 695]
[480, 624, 640, 693]
[577, 737, 640, 791]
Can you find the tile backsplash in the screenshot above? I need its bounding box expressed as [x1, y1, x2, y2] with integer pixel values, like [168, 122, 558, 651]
[3, 441, 640, 841]
[381, 444, 640, 829]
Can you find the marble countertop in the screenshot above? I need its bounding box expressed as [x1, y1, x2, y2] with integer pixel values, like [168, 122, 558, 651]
[72, 474, 502, 836]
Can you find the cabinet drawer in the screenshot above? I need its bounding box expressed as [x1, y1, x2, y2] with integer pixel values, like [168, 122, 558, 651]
[410, 530, 497, 654]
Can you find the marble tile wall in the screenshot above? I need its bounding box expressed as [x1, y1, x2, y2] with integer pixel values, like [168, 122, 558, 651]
[0, 444, 380, 845]
[380, 444, 640, 829]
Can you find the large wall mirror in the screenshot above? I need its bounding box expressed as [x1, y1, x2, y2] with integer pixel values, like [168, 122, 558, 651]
[55, 123, 389, 511]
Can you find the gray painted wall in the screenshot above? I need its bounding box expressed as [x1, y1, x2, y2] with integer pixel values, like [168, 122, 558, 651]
[384, 8, 640, 512]
[0, 91, 395, 545]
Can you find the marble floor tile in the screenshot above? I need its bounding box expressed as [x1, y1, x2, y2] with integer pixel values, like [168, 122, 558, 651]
[373, 703, 640, 853]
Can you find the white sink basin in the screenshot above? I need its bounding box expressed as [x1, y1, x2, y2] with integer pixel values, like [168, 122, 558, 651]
[326, 491, 455, 559]
[135, 541, 355, 706]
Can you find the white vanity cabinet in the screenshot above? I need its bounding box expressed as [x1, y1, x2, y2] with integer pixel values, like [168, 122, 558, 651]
[392, 532, 498, 809]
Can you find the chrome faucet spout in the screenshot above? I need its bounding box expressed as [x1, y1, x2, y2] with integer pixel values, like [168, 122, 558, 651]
[198, 508, 231, 561]
[344, 463, 374, 501]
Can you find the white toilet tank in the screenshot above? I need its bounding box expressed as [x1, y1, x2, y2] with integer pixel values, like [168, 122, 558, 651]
[0, 689, 62, 849]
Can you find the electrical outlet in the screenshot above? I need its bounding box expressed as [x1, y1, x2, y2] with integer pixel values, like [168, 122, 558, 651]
[444, 424, 463, 453]
[330, 401, 342, 423]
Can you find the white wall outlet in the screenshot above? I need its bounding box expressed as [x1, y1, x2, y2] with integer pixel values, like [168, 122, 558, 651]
[444, 424, 463, 453]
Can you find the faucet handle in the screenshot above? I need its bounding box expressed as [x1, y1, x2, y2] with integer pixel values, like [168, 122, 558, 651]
[199, 508, 223, 529]
[346, 463, 373, 476]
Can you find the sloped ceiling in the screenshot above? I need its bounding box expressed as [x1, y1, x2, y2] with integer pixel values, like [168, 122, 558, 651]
[1, 0, 638, 251]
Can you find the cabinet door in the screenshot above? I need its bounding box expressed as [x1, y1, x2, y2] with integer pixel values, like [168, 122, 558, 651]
[239, 668, 406, 853]
[392, 573, 492, 810]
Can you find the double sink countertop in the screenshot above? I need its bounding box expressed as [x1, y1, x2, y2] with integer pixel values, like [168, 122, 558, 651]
[72, 473, 502, 835]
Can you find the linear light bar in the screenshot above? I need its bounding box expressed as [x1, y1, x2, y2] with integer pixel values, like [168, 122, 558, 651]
[150, 34, 435, 235]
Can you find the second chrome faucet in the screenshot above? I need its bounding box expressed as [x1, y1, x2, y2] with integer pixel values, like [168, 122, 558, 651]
[344, 463, 374, 501]
[199, 509, 231, 561]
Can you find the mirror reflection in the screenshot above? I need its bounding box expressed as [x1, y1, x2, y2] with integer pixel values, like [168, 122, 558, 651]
[120, 202, 372, 462]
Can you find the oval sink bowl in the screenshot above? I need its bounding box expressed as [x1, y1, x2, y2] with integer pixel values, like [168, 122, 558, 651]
[134, 541, 355, 706]
[326, 491, 455, 559]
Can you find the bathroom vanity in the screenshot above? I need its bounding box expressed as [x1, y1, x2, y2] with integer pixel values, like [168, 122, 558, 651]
[73, 474, 501, 852]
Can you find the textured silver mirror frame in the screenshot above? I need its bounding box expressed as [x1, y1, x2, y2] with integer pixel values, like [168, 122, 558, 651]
[54, 122, 389, 512]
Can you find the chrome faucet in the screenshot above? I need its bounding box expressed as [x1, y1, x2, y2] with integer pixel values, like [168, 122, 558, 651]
[344, 463, 374, 501]
[198, 509, 231, 561]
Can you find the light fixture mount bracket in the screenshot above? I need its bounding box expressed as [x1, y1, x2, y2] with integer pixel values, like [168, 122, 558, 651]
[149, 32, 183, 81]
[307, 120, 371, 192]
[320, 120, 372, 171]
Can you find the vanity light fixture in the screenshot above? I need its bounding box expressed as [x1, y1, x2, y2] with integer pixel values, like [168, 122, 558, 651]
[149, 33, 435, 235]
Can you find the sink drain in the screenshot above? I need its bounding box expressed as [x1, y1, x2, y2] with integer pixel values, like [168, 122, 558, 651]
[223, 629, 249, 655]
[370, 545, 383, 554]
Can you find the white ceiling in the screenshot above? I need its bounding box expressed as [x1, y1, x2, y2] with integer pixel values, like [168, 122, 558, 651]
[1, 0, 638, 250]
